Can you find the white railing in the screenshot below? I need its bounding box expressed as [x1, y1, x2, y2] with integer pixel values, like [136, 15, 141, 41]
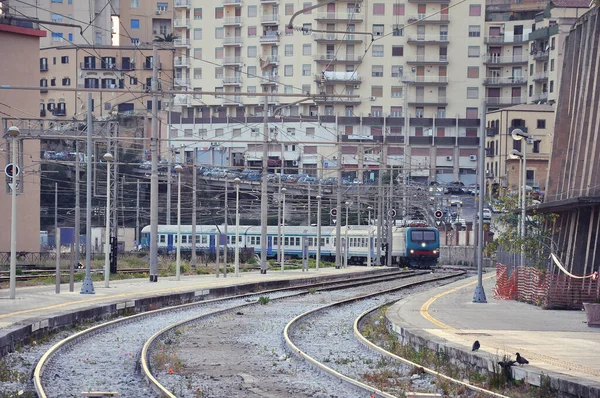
[223, 56, 243, 64]
[174, 0, 190, 7]
[223, 77, 243, 84]
[407, 14, 449, 21]
[175, 78, 190, 86]
[313, 33, 360, 41]
[316, 54, 362, 62]
[484, 76, 527, 84]
[173, 39, 189, 47]
[174, 19, 190, 28]
[223, 17, 242, 25]
[485, 96, 527, 105]
[406, 55, 448, 63]
[223, 37, 243, 45]
[413, 76, 448, 83]
[261, 14, 279, 23]
[531, 92, 548, 101]
[314, 12, 364, 20]
[259, 34, 280, 43]
[174, 57, 190, 67]
[407, 34, 449, 42]
[532, 72, 548, 80]
[484, 55, 527, 63]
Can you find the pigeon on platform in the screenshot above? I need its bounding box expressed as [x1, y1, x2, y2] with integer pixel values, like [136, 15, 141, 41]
[516, 353, 529, 365]
[471, 340, 480, 351]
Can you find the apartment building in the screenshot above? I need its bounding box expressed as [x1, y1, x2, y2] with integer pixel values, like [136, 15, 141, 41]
[0, 18, 45, 252]
[7, 0, 174, 47]
[485, 104, 554, 192]
[170, 0, 488, 185]
[39, 45, 174, 120]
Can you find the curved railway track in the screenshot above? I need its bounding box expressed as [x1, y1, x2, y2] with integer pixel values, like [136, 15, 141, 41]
[33, 269, 419, 397]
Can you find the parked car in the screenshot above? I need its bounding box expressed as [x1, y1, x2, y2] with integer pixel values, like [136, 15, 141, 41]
[449, 196, 463, 206]
[482, 208, 492, 220]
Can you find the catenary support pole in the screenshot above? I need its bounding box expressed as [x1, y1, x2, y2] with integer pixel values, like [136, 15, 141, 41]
[149, 45, 159, 282]
[473, 101, 487, 303]
[335, 131, 342, 268]
[55, 183, 60, 294]
[80, 93, 95, 294]
[260, 96, 269, 274]
[73, 140, 79, 292]
[191, 148, 197, 268]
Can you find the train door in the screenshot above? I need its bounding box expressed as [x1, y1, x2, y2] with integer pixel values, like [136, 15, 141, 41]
[267, 236, 273, 256]
[167, 234, 174, 253]
[209, 234, 216, 254]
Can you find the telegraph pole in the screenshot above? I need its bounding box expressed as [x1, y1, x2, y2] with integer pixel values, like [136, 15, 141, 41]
[335, 131, 342, 268]
[81, 92, 95, 294]
[136, 179, 140, 246]
[166, 145, 172, 225]
[260, 95, 269, 274]
[191, 148, 197, 268]
[73, 140, 80, 292]
[149, 45, 159, 282]
[473, 101, 488, 303]
[224, 178, 228, 264]
[376, 144, 383, 266]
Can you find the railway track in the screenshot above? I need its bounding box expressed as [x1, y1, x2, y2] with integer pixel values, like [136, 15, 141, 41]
[33, 269, 418, 397]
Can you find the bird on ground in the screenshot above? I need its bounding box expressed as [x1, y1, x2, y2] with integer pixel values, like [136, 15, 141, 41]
[472, 340, 480, 351]
[516, 353, 529, 365]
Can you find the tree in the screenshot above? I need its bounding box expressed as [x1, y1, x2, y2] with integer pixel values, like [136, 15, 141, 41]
[484, 190, 559, 270]
[153, 33, 178, 42]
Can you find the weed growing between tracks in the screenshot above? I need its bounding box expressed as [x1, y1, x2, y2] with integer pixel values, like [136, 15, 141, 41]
[361, 308, 558, 398]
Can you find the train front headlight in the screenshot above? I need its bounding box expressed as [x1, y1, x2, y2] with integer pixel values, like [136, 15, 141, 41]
[410, 249, 414, 254]
[421, 242, 426, 247]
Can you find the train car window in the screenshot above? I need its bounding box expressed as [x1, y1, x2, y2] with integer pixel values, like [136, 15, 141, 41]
[257, 237, 261, 245]
[410, 230, 437, 242]
[202, 235, 208, 244]
[285, 237, 290, 246]
[295, 237, 301, 246]
[273, 237, 278, 245]
[159, 235, 166, 243]
[196, 236, 201, 243]
[320, 238, 325, 246]
[174, 235, 178, 243]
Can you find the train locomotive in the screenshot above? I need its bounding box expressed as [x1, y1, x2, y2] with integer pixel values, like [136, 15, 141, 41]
[141, 224, 440, 268]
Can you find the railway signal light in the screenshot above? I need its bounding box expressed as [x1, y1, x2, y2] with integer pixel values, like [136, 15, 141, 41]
[388, 209, 396, 217]
[435, 210, 443, 219]
[4, 163, 19, 178]
[109, 236, 118, 274]
[330, 208, 337, 217]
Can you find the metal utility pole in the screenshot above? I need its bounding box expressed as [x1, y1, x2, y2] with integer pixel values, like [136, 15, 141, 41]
[73, 140, 80, 292]
[316, 190, 322, 271]
[277, 173, 282, 263]
[149, 45, 159, 282]
[224, 178, 228, 264]
[136, 179, 140, 246]
[259, 95, 269, 274]
[167, 144, 172, 225]
[191, 148, 197, 267]
[473, 101, 488, 303]
[81, 93, 95, 294]
[335, 131, 343, 269]
[307, 184, 311, 225]
[387, 165, 393, 267]
[55, 183, 60, 294]
[376, 145, 383, 266]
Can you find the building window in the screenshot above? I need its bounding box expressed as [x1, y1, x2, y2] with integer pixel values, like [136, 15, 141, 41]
[373, 24, 384, 36]
[371, 86, 383, 97]
[194, 28, 202, 40]
[284, 65, 293, 76]
[303, 2, 312, 13]
[533, 140, 541, 153]
[373, 3, 385, 15]
[215, 27, 223, 39]
[537, 119, 546, 129]
[468, 25, 480, 37]
[302, 64, 311, 76]
[371, 106, 382, 117]
[130, 19, 140, 29]
[51, 13, 63, 22]
[466, 87, 478, 99]
[391, 46, 403, 56]
[248, 26, 257, 37]
[302, 23, 312, 34]
[194, 48, 202, 59]
[550, 80, 554, 92]
[466, 107, 478, 118]
[215, 67, 224, 79]
[285, 44, 293, 56]
[247, 5, 257, 17]
[372, 45, 384, 57]
[372, 65, 383, 77]
[468, 46, 479, 57]
[391, 65, 403, 77]
[392, 24, 404, 36]
[50, 78, 56, 86]
[467, 66, 479, 78]
[469, 4, 481, 16]
[194, 8, 202, 19]
[193, 68, 202, 79]
[247, 66, 256, 77]
[393, 3, 404, 15]
[285, 3, 294, 14]
[130, 76, 137, 85]
[157, 2, 168, 11]
[390, 106, 402, 117]
[302, 43, 311, 55]
[62, 78, 71, 86]
[215, 47, 223, 58]
[131, 0, 139, 7]
[215, 7, 224, 18]
[51, 32, 63, 41]
[391, 86, 402, 97]
[306, 127, 315, 136]
[247, 46, 257, 57]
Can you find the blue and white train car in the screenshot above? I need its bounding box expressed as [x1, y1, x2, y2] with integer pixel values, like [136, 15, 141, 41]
[391, 226, 440, 268]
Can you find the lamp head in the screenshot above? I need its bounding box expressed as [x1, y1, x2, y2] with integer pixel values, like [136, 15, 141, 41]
[7, 126, 20, 137]
[509, 149, 523, 159]
[174, 164, 183, 173]
[281, 187, 287, 192]
[103, 152, 114, 162]
[316, 195, 322, 200]
[233, 177, 241, 183]
[511, 128, 528, 141]
[368, 206, 373, 210]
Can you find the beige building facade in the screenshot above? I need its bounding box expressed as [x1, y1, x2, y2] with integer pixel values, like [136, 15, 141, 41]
[485, 104, 554, 192]
[0, 19, 45, 252]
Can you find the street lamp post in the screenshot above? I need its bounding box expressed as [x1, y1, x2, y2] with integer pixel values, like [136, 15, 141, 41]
[234, 177, 241, 277]
[511, 129, 529, 267]
[174, 164, 183, 281]
[367, 206, 373, 226]
[281, 187, 287, 272]
[8, 126, 20, 299]
[103, 152, 113, 288]
[316, 195, 322, 271]
[345, 201, 350, 268]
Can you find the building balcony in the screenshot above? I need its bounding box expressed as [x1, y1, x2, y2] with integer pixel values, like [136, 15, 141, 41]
[412, 76, 448, 84]
[483, 55, 528, 64]
[223, 77, 243, 86]
[313, 33, 363, 43]
[315, 73, 361, 84]
[223, 56, 243, 65]
[486, 148, 494, 157]
[531, 92, 548, 102]
[259, 55, 279, 68]
[483, 76, 527, 85]
[223, 0, 242, 5]
[80, 61, 136, 71]
[174, 38, 190, 47]
[407, 13, 449, 23]
[261, 14, 280, 24]
[175, 77, 191, 86]
[485, 96, 527, 105]
[486, 127, 498, 137]
[174, 19, 190, 28]
[532, 72, 548, 81]
[174, 0, 190, 7]
[314, 12, 364, 21]
[223, 36, 243, 46]
[267, 95, 279, 104]
[314, 54, 362, 63]
[407, 96, 448, 105]
[484, 34, 529, 44]
[223, 17, 243, 26]
[405, 55, 448, 64]
[260, 0, 277, 3]
[174, 57, 190, 67]
[223, 96, 243, 105]
[532, 50, 549, 61]
[314, 95, 362, 104]
[407, 34, 449, 43]
[260, 75, 279, 85]
[53, 108, 67, 116]
[259, 34, 280, 43]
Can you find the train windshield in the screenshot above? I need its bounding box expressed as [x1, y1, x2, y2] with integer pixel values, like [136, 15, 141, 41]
[410, 230, 437, 242]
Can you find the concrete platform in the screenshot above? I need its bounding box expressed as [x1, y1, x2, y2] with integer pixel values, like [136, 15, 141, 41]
[387, 273, 600, 397]
[0, 266, 391, 355]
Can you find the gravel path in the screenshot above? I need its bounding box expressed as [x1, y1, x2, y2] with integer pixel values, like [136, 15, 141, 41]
[153, 273, 461, 397]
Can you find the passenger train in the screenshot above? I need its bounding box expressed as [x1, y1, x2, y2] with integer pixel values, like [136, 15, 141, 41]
[140, 224, 440, 268]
